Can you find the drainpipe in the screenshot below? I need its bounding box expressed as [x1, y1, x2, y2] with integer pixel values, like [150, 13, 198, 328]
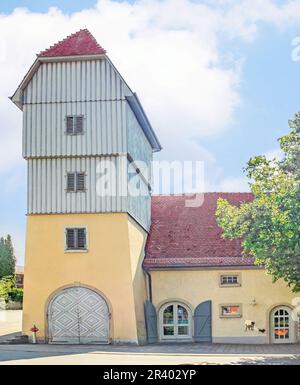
[144, 267, 153, 303]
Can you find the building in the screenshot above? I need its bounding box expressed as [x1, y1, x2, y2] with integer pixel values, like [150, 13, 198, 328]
[11, 30, 299, 345]
[144, 194, 299, 344]
[16, 265, 24, 288]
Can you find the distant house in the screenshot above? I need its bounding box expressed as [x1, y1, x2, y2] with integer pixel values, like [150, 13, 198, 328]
[15, 266, 24, 289]
[11, 29, 299, 345]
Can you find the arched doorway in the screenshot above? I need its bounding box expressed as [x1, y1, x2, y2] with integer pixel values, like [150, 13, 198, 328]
[270, 306, 296, 344]
[48, 286, 110, 344]
[159, 302, 192, 340]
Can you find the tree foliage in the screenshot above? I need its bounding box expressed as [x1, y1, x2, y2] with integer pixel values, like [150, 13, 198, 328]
[0, 235, 16, 278]
[0, 275, 23, 303]
[216, 112, 300, 292]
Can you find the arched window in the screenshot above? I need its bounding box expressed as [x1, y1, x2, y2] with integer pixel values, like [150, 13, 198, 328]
[270, 306, 296, 344]
[160, 302, 192, 339]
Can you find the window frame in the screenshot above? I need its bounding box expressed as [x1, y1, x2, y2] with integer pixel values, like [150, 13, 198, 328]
[219, 273, 241, 287]
[66, 172, 86, 193]
[219, 304, 242, 318]
[64, 226, 89, 253]
[65, 115, 84, 135]
[159, 302, 192, 340]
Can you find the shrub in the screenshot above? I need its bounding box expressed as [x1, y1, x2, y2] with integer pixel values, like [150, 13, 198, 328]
[0, 275, 23, 303]
[9, 287, 23, 303]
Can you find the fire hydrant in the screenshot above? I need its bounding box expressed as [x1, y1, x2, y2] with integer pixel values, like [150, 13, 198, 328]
[30, 325, 39, 344]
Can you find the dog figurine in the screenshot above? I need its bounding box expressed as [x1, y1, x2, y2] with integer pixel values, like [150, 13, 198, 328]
[245, 320, 255, 331]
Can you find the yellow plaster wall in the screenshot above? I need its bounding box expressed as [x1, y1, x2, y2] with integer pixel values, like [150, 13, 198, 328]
[151, 269, 298, 343]
[23, 213, 147, 344]
[127, 216, 148, 343]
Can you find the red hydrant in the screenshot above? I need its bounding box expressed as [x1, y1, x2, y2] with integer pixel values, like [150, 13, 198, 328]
[30, 325, 39, 344]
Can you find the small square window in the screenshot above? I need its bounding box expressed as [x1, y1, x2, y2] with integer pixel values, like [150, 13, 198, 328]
[220, 304, 242, 318]
[65, 228, 87, 251]
[66, 115, 84, 135]
[220, 274, 240, 287]
[66, 172, 86, 192]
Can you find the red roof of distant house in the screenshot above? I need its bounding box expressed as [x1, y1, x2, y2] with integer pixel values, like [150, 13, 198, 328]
[144, 193, 255, 269]
[16, 265, 24, 275]
[38, 29, 106, 57]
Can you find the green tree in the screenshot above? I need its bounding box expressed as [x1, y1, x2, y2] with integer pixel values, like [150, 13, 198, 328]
[0, 275, 23, 303]
[216, 112, 300, 292]
[0, 235, 16, 278]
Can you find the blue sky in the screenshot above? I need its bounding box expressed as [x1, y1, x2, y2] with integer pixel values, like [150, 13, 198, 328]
[202, 23, 300, 178]
[1, 0, 300, 264]
[0, 0, 98, 13]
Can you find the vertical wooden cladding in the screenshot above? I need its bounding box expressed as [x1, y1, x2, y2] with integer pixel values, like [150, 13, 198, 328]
[27, 156, 127, 215]
[127, 105, 152, 168]
[127, 161, 151, 230]
[23, 59, 125, 104]
[23, 100, 127, 157]
[27, 154, 151, 229]
[127, 188, 151, 231]
[22, 58, 128, 158]
[22, 57, 154, 230]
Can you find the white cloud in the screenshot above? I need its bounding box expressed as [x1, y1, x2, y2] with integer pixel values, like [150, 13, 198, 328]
[2, 0, 300, 260]
[264, 148, 284, 161]
[0, 0, 239, 177]
[1, 0, 300, 175]
[214, 176, 250, 192]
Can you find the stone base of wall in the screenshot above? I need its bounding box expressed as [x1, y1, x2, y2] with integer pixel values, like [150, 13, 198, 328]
[0, 301, 23, 310]
[213, 336, 268, 344]
[112, 339, 139, 345]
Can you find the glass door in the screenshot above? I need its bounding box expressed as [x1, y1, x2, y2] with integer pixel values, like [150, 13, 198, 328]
[161, 303, 191, 339]
[271, 306, 295, 343]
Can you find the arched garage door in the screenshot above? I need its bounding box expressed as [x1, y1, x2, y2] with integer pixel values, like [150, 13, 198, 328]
[48, 286, 110, 344]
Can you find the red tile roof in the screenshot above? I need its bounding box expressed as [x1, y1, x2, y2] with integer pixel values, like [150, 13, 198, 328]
[144, 193, 255, 269]
[38, 29, 106, 57]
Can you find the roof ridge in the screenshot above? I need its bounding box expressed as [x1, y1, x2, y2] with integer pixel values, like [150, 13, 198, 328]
[37, 29, 81, 56]
[151, 192, 252, 196]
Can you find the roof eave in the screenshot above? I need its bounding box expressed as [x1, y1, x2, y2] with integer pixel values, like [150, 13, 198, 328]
[10, 57, 41, 111]
[38, 53, 106, 63]
[9, 93, 22, 110]
[10, 54, 108, 110]
[143, 264, 262, 271]
[126, 93, 162, 152]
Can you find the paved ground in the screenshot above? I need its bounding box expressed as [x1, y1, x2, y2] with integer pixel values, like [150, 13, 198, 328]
[0, 343, 299, 365]
[0, 310, 22, 342]
[0, 311, 300, 364]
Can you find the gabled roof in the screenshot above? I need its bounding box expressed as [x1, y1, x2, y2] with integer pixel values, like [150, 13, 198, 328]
[144, 193, 255, 269]
[38, 29, 106, 57]
[11, 30, 161, 152]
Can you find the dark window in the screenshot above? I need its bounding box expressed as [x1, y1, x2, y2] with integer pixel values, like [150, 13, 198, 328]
[67, 173, 75, 192]
[66, 228, 87, 250]
[220, 275, 239, 285]
[66, 116, 74, 134]
[66, 115, 84, 135]
[76, 172, 85, 191]
[74, 116, 84, 134]
[66, 172, 85, 192]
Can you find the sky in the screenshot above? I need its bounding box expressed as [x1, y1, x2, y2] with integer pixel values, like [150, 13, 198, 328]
[1, 0, 300, 264]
